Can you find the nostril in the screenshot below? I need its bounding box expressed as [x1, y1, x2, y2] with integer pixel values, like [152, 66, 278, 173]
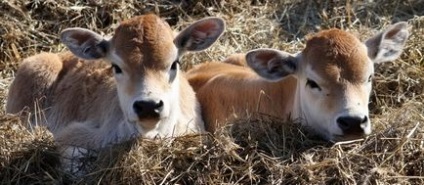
[155, 100, 164, 113]
[133, 100, 164, 119]
[337, 116, 367, 135]
[337, 118, 350, 131]
[133, 101, 144, 113]
[361, 116, 368, 124]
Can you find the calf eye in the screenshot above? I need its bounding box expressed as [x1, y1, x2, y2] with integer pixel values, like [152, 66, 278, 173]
[170, 60, 180, 71]
[111, 63, 122, 74]
[169, 60, 179, 83]
[367, 75, 373, 83]
[306, 79, 321, 90]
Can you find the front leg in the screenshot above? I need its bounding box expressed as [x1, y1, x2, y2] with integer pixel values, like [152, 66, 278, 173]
[55, 121, 101, 177]
[59, 145, 97, 177]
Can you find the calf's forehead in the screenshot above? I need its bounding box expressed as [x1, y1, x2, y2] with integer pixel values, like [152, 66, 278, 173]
[301, 29, 371, 83]
[110, 14, 176, 69]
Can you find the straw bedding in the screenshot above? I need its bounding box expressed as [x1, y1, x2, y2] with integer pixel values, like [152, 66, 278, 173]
[0, 0, 423, 184]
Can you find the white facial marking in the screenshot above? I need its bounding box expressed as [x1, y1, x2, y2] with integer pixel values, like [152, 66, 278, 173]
[297, 51, 374, 140]
[107, 46, 182, 135]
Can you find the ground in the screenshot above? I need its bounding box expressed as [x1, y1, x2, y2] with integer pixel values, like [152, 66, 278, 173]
[0, 0, 423, 184]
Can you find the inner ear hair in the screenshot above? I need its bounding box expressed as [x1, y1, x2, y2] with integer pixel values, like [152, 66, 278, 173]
[365, 22, 409, 63]
[60, 28, 109, 60]
[246, 49, 298, 81]
[174, 17, 225, 52]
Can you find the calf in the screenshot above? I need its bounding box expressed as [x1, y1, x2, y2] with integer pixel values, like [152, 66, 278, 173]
[6, 14, 225, 148]
[187, 22, 409, 141]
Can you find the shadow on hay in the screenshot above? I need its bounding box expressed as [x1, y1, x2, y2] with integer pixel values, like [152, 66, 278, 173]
[75, 105, 423, 184]
[227, 114, 330, 158]
[0, 114, 63, 184]
[0, 113, 330, 183]
[0, 142, 62, 185]
[2, 110, 423, 184]
[0, 105, 340, 184]
[75, 116, 330, 184]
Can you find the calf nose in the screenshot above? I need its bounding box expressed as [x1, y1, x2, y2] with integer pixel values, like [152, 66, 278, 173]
[133, 100, 164, 119]
[337, 116, 368, 135]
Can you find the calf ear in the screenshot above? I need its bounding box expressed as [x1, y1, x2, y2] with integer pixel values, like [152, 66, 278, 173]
[246, 49, 298, 81]
[60, 28, 109, 60]
[365, 22, 409, 63]
[174, 17, 225, 52]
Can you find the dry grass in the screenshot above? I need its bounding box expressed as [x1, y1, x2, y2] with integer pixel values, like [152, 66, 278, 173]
[1, 0, 424, 184]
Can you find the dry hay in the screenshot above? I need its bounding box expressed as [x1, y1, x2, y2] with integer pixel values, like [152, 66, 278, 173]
[1, 0, 424, 184]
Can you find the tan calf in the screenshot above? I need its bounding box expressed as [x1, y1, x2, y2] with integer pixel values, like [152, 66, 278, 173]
[187, 22, 409, 141]
[6, 14, 225, 148]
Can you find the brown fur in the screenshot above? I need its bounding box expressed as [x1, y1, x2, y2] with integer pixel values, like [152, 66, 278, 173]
[300, 29, 371, 114]
[303, 29, 369, 84]
[112, 15, 175, 70]
[222, 53, 247, 66]
[187, 62, 296, 131]
[8, 52, 120, 134]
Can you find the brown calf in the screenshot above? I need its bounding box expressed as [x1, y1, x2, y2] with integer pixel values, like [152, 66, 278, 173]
[6, 14, 225, 174]
[187, 22, 409, 141]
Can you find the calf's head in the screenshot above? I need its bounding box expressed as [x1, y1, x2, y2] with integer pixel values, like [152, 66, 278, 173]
[60, 14, 224, 129]
[246, 22, 409, 140]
